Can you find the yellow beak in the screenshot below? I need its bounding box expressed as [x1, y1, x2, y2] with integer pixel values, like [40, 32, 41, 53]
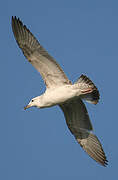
[24, 104, 31, 110]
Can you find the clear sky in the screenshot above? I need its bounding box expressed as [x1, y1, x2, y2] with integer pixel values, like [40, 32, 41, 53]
[1, 0, 118, 179]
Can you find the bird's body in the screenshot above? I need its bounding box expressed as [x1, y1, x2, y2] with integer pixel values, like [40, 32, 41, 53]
[40, 85, 74, 107]
[37, 84, 87, 108]
[12, 16, 108, 166]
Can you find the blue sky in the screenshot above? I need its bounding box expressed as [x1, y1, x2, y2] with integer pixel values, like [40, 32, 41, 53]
[1, 0, 118, 179]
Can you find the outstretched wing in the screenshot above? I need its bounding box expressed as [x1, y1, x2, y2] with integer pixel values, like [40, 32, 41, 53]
[60, 99, 108, 166]
[12, 16, 71, 88]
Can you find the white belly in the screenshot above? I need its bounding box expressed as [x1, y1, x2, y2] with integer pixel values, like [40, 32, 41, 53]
[42, 85, 80, 107]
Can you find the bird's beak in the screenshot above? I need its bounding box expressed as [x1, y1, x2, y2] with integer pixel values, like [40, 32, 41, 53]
[24, 104, 31, 110]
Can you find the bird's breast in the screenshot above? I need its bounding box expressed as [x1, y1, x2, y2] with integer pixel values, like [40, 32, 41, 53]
[43, 85, 77, 107]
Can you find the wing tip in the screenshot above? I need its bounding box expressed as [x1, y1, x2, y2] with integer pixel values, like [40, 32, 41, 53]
[11, 15, 41, 59]
[103, 159, 108, 167]
[77, 132, 108, 167]
[12, 16, 19, 25]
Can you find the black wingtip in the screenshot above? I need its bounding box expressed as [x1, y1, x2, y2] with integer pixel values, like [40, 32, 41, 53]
[104, 160, 108, 167]
[12, 16, 17, 22]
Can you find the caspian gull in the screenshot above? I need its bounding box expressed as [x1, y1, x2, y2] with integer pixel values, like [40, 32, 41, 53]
[12, 16, 108, 166]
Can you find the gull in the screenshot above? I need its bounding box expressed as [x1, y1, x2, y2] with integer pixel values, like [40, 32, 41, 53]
[12, 16, 108, 166]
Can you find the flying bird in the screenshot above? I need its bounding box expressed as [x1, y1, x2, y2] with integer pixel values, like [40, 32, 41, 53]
[12, 16, 108, 166]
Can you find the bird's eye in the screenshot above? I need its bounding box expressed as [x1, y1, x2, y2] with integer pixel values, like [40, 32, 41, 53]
[32, 100, 34, 102]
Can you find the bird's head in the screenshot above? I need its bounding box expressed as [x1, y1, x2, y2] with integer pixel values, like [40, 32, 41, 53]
[24, 96, 41, 110]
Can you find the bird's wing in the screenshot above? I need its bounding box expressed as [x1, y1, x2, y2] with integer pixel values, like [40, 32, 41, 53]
[12, 16, 71, 88]
[60, 99, 108, 166]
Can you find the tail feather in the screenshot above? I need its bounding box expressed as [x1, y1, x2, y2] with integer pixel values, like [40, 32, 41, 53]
[74, 74, 100, 104]
[81, 90, 100, 105]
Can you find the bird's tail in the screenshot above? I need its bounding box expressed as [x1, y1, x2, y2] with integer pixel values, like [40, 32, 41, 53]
[74, 74, 100, 104]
